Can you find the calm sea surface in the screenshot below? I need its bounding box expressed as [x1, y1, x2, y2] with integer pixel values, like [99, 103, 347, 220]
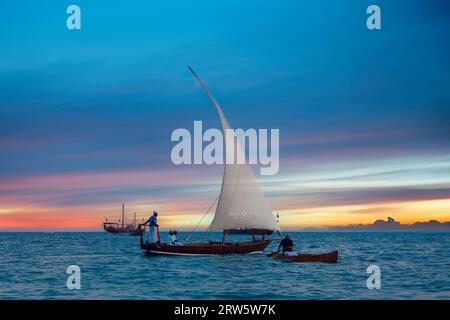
[0, 232, 449, 299]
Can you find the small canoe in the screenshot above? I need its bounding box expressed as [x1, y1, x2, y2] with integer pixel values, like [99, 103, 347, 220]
[273, 251, 338, 263]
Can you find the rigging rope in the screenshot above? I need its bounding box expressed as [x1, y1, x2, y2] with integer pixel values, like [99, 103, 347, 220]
[185, 196, 219, 243]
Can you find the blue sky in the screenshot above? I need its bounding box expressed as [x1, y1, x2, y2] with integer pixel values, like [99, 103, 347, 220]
[0, 1, 449, 229]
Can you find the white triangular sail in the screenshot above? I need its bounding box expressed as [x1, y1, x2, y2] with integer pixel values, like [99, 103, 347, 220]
[189, 67, 280, 232]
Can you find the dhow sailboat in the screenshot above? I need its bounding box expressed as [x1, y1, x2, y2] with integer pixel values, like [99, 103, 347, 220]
[139, 67, 280, 255]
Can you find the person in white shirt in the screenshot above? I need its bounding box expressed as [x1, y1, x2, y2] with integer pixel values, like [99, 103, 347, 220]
[143, 211, 159, 244]
[166, 230, 182, 245]
[166, 230, 174, 244]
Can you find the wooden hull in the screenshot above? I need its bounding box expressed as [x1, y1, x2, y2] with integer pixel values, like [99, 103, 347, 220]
[104, 227, 129, 234]
[140, 239, 272, 255]
[227, 229, 273, 235]
[128, 228, 143, 236]
[273, 251, 338, 263]
[103, 221, 132, 234]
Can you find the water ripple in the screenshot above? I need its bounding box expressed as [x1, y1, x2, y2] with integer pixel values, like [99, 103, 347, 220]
[0, 232, 449, 299]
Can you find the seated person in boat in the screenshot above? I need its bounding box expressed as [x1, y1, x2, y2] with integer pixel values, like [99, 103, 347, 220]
[143, 211, 160, 244]
[166, 230, 173, 244]
[278, 234, 298, 256]
[166, 230, 182, 245]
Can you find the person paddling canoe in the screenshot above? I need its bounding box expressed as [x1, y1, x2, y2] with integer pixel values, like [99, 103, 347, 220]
[143, 211, 160, 244]
[278, 234, 298, 256]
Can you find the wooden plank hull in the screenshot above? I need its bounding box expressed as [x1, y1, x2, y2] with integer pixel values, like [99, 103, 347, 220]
[273, 251, 338, 263]
[140, 239, 272, 255]
[104, 227, 129, 234]
[128, 228, 143, 236]
[103, 222, 131, 234]
[227, 229, 274, 235]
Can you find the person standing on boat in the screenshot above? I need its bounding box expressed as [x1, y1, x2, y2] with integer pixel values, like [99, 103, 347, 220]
[278, 234, 297, 256]
[143, 211, 160, 244]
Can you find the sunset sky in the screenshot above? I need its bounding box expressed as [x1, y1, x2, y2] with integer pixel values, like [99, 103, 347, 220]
[1, 1, 449, 230]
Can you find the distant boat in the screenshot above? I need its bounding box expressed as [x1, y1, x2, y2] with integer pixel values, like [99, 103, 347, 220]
[103, 204, 133, 234]
[140, 67, 280, 255]
[128, 212, 143, 236]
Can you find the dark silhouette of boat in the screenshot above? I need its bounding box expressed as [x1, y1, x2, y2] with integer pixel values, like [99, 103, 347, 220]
[128, 228, 143, 236]
[103, 222, 130, 234]
[128, 212, 143, 236]
[139, 67, 280, 256]
[103, 204, 134, 234]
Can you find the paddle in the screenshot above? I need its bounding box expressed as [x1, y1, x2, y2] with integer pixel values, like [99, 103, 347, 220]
[266, 244, 296, 257]
[266, 250, 280, 257]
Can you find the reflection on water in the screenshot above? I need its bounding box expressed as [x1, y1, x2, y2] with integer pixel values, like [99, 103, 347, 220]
[0, 232, 449, 299]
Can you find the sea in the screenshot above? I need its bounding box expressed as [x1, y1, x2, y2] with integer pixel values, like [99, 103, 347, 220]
[0, 231, 449, 300]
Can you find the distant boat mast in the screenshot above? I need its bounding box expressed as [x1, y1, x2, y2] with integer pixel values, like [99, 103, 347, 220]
[121, 203, 125, 229]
